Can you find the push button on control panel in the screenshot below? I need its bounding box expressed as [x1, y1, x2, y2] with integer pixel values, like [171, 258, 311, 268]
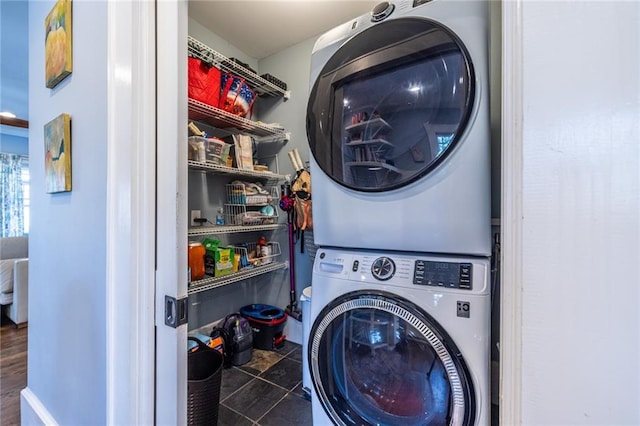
[352, 260, 359, 272]
[413, 260, 425, 285]
[459, 263, 472, 289]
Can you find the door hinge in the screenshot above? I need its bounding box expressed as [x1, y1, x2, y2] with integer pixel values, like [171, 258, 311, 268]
[164, 295, 188, 328]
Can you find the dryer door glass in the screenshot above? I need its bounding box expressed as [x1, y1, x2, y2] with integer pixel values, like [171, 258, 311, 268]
[309, 292, 475, 425]
[307, 18, 474, 192]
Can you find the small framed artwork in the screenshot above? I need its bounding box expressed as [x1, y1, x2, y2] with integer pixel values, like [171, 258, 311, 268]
[45, 0, 73, 89]
[44, 113, 72, 193]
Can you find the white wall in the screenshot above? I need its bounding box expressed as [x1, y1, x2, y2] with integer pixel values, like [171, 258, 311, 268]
[519, 1, 639, 424]
[27, 0, 107, 423]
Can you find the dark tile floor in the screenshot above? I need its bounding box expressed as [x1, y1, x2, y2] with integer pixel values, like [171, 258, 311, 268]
[218, 341, 312, 425]
[217, 340, 499, 426]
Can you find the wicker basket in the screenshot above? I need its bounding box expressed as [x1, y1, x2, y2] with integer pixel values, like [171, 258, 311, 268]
[187, 337, 224, 425]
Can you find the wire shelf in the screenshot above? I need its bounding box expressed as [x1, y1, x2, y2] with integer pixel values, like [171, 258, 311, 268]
[225, 183, 279, 226]
[188, 36, 290, 99]
[188, 99, 289, 139]
[188, 224, 285, 237]
[188, 261, 288, 295]
[187, 160, 288, 181]
[234, 241, 282, 267]
[227, 181, 275, 206]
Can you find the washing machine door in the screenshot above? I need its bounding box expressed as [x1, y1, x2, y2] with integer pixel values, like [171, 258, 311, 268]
[307, 17, 474, 192]
[309, 291, 475, 426]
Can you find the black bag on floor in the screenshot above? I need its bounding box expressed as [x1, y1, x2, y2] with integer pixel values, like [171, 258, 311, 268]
[211, 313, 253, 366]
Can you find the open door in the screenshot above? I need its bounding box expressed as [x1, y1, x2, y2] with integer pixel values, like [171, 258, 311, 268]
[155, 0, 189, 424]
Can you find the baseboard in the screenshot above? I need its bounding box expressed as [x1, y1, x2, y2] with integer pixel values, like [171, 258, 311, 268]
[20, 387, 59, 425]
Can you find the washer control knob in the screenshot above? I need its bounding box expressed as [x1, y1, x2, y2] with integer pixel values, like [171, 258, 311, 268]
[371, 1, 395, 22]
[371, 257, 396, 281]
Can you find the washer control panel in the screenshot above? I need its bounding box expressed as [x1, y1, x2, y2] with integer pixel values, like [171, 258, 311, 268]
[413, 261, 472, 290]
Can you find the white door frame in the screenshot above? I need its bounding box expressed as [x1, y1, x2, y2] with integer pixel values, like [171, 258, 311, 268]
[105, 0, 157, 424]
[499, 0, 523, 424]
[106, 0, 188, 423]
[154, 0, 189, 424]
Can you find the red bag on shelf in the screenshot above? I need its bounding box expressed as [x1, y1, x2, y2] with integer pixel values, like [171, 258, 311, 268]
[219, 73, 256, 118]
[188, 57, 221, 108]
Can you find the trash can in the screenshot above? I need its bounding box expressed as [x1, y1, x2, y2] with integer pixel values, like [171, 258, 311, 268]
[187, 337, 224, 425]
[300, 286, 312, 398]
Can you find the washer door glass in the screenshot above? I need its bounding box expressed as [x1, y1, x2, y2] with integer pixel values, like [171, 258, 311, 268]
[309, 291, 475, 426]
[307, 18, 474, 192]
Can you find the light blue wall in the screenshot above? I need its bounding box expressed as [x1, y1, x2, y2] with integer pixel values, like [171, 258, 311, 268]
[0, 133, 28, 155]
[28, 0, 107, 423]
[0, 0, 29, 120]
[258, 36, 319, 297]
[188, 18, 258, 71]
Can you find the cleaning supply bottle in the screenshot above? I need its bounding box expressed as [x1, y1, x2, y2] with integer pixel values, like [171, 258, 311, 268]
[257, 236, 268, 257]
[216, 207, 225, 225]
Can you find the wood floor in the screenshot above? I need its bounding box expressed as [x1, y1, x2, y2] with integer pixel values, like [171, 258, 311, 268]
[0, 315, 27, 426]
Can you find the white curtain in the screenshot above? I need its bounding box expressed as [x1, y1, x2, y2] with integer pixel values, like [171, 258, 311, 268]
[0, 153, 25, 237]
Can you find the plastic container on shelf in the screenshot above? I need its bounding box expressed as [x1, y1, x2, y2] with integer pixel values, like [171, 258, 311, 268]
[188, 241, 206, 282]
[187, 136, 230, 165]
[216, 207, 225, 225]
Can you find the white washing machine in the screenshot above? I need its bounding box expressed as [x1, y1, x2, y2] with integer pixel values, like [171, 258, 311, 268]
[306, 0, 491, 256]
[308, 247, 490, 425]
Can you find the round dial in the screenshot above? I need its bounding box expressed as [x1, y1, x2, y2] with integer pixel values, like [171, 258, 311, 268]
[371, 257, 396, 281]
[371, 1, 395, 22]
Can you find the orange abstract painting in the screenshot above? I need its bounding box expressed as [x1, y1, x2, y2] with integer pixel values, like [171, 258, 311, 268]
[45, 0, 72, 89]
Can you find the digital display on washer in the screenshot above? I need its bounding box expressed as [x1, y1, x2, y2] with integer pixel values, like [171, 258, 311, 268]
[413, 260, 472, 290]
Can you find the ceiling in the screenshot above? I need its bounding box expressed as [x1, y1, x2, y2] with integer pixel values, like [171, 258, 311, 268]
[0, 1, 378, 134]
[188, 1, 379, 59]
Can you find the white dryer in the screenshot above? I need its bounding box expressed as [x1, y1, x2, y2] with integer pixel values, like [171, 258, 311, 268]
[308, 247, 490, 425]
[306, 0, 491, 256]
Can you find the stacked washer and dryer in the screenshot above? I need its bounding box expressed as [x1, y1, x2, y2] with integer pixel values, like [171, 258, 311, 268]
[304, 1, 492, 425]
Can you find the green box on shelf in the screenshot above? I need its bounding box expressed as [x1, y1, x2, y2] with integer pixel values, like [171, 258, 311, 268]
[203, 239, 234, 277]
[214, 246, 234, 277]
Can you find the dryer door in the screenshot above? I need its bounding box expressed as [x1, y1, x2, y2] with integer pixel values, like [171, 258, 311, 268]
[309, 291, 475, 426]
[307, 17, 475, 192]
